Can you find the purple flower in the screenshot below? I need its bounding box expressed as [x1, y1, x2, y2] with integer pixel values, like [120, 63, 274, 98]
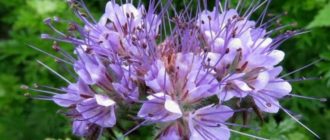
[188, 105, 233, 140]
[144, 59, 172, 93]
[72, 120, 94, 136]
[111, 63, 139, 102]
[74, 49, 112, 86]
[198, 8, 289, 114]
[138, 92, 182, 122]
[77, 94, 116, 127]
[157, 122, 184, 140]
[53, 79, 93, 107]
[138, 52, 233, 138]
[251, 67, 292, 113]
[30, 0, 319, 139]
[52, 79, 117, 132]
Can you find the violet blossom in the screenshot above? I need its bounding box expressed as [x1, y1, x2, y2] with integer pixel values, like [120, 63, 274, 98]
[25, 0, 325, 139]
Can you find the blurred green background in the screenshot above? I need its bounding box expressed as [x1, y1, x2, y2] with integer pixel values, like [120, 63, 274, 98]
[0, 0, 329, 139]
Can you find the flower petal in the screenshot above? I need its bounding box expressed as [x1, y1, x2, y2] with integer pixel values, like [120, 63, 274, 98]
[164, 99, 182, 115]
[53, 93, 80, 107]
[265, 80, 292, 98]
[95, 94, 115, 107]
[253, 94, 280, 113]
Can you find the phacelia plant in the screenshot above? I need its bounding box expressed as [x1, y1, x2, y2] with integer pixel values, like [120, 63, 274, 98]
[24, 0, 326, 139]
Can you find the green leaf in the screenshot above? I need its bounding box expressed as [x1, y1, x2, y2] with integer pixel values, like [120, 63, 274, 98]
[308, 2, 330, 28]
[27, 0, 66, 15]
[287, 132, 309, 140]
[278, 119, 296, 134]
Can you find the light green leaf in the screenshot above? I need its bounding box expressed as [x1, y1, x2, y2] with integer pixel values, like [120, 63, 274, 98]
[27, 0, 66, 15]
[278, 119, 296, 134]
[308, 2, 330, 28]
[287, 132, 309, 140]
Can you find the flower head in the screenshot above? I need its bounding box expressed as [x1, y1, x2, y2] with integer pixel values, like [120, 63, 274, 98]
[27, 0, 323, 139]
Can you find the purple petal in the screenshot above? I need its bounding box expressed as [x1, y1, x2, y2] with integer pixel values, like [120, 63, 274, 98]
[95, 94, 115, 107]
[188, 105, 233, 140]
[72, 120, 91, 136]
[233, 80, 252, 92]
[138, 93, 182, 122]
[251, 71, 270, 91]
[76, 98, 116, 127]
[195, 105, 234, 122]
[264, 80, 292, 98]
[158, 123, 183, 140]
[218, 90, 236, 101]
[268, 66, 283, 78]
[266, 50, 285, 66]
[53, 93, 81, 107]
[253, 94, 280, 113]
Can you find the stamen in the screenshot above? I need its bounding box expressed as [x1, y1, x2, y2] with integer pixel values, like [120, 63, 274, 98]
[121, 120, 148, 138]
[222, 122, 260, 130]
[228, 128, 269, 140]
[44, 18, 66, 37]
[198, 108, 248, 116]
[288, 94, 327, 102]
[242, 0, 257, 17]
[28, 45, 73, 65]
[271, 77, 321, 83]
[36, 84, 66, 92]
[280, 59, 322, 78]
[36, 60, 72, 84]
[235, 0, 242, 10]
[257, 0, 272, 25]
[246, 0, 268, 18]
[21, 85, 59, 95]
[280, 106, 320, 139]
[265, 23, 297, 35]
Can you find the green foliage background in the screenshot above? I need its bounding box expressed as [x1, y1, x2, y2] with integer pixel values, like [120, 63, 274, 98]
[0, 0, 329, 139]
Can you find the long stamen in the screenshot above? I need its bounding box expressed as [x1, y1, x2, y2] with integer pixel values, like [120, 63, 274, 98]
[288, 94, 327, 102]
[36, 60, 72, 84]
[198, 108, 248, 116]
[77, 0, 97, 23]
[121, 120, 148, 138]
[280, 59, 322, 78]
[228, 128, 269, 140]
[35, 84, 66, 92]
[28, 45, 73, 65]
[256, 0, 271, 25]
[270, 77, 321, 83]
[280, 106, 320, 139]
[21, 85, 59, 95]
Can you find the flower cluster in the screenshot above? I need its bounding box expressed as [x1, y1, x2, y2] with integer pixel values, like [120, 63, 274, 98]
[26, 0, 323, 139]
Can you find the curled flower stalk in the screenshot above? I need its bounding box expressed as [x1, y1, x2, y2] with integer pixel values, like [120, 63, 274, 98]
[24, 0, 326, 139]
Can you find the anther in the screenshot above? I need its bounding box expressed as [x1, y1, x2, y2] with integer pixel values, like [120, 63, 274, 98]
[53, 16, 60, 22]
[207, 15, 212, 21]
[20, 85, 29, 90]
[43, 18, 52, 25]
[41, 34, 50, 39]
[52, 42, 60, 52]
[291, 22, 298, 27]
[203, 48, 208, 52]
[33, 83, 39, 88]
[24, 93, 31, 97]
[68, 23, 77, 31]
[225, 48, 230, 54]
